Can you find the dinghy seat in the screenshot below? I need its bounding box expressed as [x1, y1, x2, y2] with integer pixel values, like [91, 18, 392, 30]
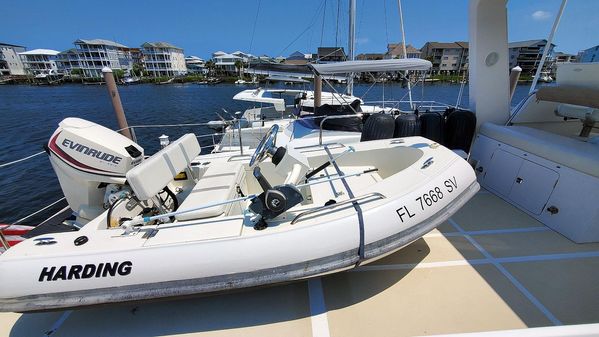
[126, 134, 200, 200]
[176, 162, 245, 221]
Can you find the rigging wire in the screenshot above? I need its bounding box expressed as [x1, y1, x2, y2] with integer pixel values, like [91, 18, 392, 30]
[279, 0, 326, 56]
[335, 0, 341, 47]
[248, 0, 262, 55]
[383, 0, 389, 46]
[307, 0, 328, 54]
[320, 0, 328, 47]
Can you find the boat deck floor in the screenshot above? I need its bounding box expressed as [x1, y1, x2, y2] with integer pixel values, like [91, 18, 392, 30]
[2, 189, 599, 336]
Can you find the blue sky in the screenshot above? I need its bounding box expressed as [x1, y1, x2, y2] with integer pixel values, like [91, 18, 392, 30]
[1, 0, 597, 58]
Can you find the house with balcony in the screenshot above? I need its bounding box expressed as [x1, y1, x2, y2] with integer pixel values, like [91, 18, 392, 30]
[56, 49, 81, 75]
[212, 51, 226, 58]
[74, 39, 132, 78]
[357, 53, 385, 60]
[317, 47, 346, 63]
[213, 53, 242, 74]
[19, 49, 60, 77]
[508, 39, 555, 75]
[141, 42, 187, 77]
[420, 41, 468, 75]
[231, 51, 255, 63]
[386, 43, 421, 59]
[284, 51, 310, 65]
[0, 42, 26, 76]
[185, 56, 207, 75]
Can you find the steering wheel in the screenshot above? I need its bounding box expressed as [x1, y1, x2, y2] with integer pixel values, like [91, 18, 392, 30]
[250, 124, 279, 167]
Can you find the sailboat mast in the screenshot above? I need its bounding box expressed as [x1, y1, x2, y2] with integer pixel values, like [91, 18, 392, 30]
[347, 0, 356, 95]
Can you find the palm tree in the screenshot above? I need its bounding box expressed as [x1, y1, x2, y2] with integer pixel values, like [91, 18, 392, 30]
[205, 60, 215, 76]
[234, 60, 244, 79]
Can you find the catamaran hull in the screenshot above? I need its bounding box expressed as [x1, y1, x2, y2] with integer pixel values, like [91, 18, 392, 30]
[0, 158, 478, 313]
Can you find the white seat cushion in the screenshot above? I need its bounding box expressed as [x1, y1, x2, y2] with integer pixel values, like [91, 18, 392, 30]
[176, 162, 245, 221]
[479, 123, 599, 178]
[126, 134, 200, 200]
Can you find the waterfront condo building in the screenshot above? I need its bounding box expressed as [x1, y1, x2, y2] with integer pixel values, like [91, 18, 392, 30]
[19, 49, 60, 77]
[74, 39, 132, 78]
[508, 39, 555, 75]
[420, 41, 469, 75]
[578, 44, 599, 63]
[56, 49, 81, 76]
[141, 42, 187, 78]
[126, 47, 144, 75]
[0, 42, 26, 76]
[386, 43, 421, 59]
[554, 51, 576, 64]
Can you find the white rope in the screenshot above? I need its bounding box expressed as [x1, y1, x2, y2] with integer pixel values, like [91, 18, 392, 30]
[12, 197, 66, 225]
[0, 151, 45, 169]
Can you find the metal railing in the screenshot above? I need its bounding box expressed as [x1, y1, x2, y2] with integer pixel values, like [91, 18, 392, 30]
[362, 100, 458, 113]
[0, 150, 68, 250]
[291, 192, 386, 225]
[122, 114, 294, 155]
[318, 113, 364, 145]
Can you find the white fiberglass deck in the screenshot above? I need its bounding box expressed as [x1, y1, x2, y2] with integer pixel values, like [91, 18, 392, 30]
[2, 189, 598, 336]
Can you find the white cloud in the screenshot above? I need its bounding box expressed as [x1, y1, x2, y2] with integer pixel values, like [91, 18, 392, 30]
[355, 37, 369, 45]
[532, 10, 552, 21]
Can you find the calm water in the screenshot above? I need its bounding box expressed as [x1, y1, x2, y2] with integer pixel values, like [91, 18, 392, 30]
[0, 82, 531, 225]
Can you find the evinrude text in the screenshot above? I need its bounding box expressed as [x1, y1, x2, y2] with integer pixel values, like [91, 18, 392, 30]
[61, 138, 123, 164]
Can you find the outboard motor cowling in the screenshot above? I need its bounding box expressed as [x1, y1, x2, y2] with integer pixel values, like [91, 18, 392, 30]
[47, 118, 144, 223]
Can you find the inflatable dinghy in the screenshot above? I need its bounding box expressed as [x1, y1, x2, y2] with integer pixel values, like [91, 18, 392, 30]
[0, 119, 479, 312]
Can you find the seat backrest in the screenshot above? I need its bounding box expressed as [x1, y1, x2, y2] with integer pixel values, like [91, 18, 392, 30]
[126, 134, 200, 200]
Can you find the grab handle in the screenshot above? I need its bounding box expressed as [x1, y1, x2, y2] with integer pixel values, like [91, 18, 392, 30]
[291, 192, 385, 225]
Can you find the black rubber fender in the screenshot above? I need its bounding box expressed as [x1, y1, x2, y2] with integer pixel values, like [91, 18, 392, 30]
[393, 113, 421, 138]
[360, 113, 395, 141]
[419, 112, 445, 143]
[444, 108, 477, 152]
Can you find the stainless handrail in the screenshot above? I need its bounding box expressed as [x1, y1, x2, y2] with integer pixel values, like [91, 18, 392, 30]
[291, 192, 386, 225]
[319, 113, 364, 145]
[506, 89, 537, 125]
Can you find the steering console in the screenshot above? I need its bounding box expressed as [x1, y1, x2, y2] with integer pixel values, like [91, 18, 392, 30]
[250, 124, 279, 167]
[248, 124, 303, 230]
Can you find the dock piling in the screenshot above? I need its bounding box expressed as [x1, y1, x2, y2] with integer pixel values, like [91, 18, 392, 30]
[102, 67, 133, 140]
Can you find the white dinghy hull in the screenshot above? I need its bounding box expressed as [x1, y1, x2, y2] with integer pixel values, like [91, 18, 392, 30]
[0, 134, 478, 312]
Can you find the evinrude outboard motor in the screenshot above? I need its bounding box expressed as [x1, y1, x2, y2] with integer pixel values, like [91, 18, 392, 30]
[46, 118, 144, 223]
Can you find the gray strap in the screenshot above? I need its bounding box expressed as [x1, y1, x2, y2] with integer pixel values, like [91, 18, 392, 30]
[323, 146, 365, 265]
